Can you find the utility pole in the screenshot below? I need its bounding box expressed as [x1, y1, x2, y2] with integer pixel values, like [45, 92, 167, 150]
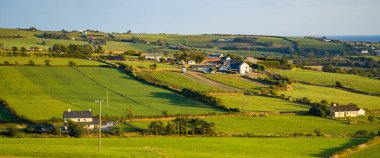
[95, 99, 104, 153]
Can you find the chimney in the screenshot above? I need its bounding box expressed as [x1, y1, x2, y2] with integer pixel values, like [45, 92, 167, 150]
[89, 109, 92, 112]
[68, 109, 71, 112]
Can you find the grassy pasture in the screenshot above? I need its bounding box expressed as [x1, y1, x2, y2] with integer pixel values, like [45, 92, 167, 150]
[0, 66, 79, 120]
[203, 115, 380, 135]
[269, 68, 380, 94]
[15, 67, 221, 118]
[0, 138, 368, 158]
[280, 83, 380, 110]
[103, 41, 158, 52]
[213, 94, 309, 112]
[0, 57, 107, 66]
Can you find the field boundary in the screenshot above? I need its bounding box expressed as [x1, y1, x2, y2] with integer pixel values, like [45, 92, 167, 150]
[330, 136, 380, 158]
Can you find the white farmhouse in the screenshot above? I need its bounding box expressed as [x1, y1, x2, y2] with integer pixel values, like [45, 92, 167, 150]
[63, 109, 99, 130]
[329, 105, 365, 118]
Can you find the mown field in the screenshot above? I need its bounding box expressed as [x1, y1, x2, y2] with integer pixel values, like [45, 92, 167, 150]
[347, 143, 380, 158]
[137, 70, 221, 92]
[0, 66, 222, 120]
[0, 138, 369, 158]
[0, 57, 107, 66]
[201, 74, 266, 92]
[280, 83, 380, 110]
[269, 68, 380, 94]
[213, 94, 309, 112]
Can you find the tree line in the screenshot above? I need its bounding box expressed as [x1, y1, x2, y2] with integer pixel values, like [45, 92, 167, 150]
[147, 117, 215, 135]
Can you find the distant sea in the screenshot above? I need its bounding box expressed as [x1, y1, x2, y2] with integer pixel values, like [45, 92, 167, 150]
[318, 35, 380, 43]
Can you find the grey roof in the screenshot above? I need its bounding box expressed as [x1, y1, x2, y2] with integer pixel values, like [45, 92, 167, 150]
[191, 64, 216, 68]
[330, 105, 360, 112]
[63, 110, 92, 118]
[229, 62, 244, 69]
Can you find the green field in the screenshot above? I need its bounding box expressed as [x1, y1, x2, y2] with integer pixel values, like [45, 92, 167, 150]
[104, 41, 159, 52]
[138, 70, 221, 92]
[0, 66, 79, 120]
[115, 60, 179, 70]
[0, 57, 107, 66]
[0, 66, 222, 120]
[202, 74, 265, 92]
[269, 68, 380, 94]
[212, 94, 309, 112]
[280, 83, 380, 110]
[0, 138, 368, 158]
[347, 143, 380, 158]
[201, 115, 380, 135]
[286, 37, 347, 50]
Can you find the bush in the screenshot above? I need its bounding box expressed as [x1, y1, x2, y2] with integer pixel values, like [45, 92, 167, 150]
[368, 116, 375, 122]
[68, 61, 76, 66]
[110, 125, 124, 136]
[7, 127, 21, 137]
[27, 60, 35, 66]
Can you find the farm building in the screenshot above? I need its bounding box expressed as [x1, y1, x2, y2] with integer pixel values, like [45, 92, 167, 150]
[329, 105, 365, 118]
[190, 64, 216, 73]
[187, 60, 196, 65]
[245, 57, 259, 64]
[63, 109, 99, 130]
[228, 62, 251, 75]
[203, 53, 224, 64]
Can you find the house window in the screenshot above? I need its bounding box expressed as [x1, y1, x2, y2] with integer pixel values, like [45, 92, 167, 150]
[78, 119, 80, 122]
[84, 119, 86, 121]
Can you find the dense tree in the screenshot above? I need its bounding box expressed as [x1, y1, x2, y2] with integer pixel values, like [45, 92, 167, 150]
[67, 120, 84, 138]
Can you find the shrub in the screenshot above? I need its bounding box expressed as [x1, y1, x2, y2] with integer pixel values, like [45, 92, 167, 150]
[368, 116, 375, 122]
[27, 60, 35, 66]
[110, 125, 124, 136]
[68, 61, 76, 66]
[67, 120, 84, 138]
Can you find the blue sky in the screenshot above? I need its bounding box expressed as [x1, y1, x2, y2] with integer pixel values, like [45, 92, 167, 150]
[0, 0, 379, 36]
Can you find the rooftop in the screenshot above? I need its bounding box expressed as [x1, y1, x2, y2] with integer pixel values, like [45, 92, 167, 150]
[63, 110, 92, 118]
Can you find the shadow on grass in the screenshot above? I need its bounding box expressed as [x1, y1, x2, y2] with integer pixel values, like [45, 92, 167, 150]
[310, 138, 368, 157]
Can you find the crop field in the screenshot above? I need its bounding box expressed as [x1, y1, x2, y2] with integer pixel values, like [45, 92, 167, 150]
[18, 67, 223, 117]
[347, 143, 380, 158]
[0, 66, 79, 120]
[0, 57, 107, 66]
[114, 60, 179, 70]
[212, 94, 309, 112]
[269, 68, 380, 94]
[201, 74, 265, 92]
[137, 70, 221, 92]
[0, 137, 369, 158]
[280, 83, 380, 110]
[286, 37, 347, 50]
[202, 115, 380, 135]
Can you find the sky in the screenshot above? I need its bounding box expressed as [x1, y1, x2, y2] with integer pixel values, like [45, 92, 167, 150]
[0, 0, 379, 36]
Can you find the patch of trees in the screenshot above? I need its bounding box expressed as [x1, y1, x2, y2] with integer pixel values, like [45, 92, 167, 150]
[258, 61, 281, 68]
[121, 36, 146, 44]
[258, 74, 293, 91]
[226, 53, 244, 62]
[308, 100, 330, 117]
[124, 50, 142, 56]
[50, 44, 105, 54]
[173, 52, 205, 63]
[37, 32, 70, 40]
[147, 117, 215, 135]
[99, 55, 125, 61]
